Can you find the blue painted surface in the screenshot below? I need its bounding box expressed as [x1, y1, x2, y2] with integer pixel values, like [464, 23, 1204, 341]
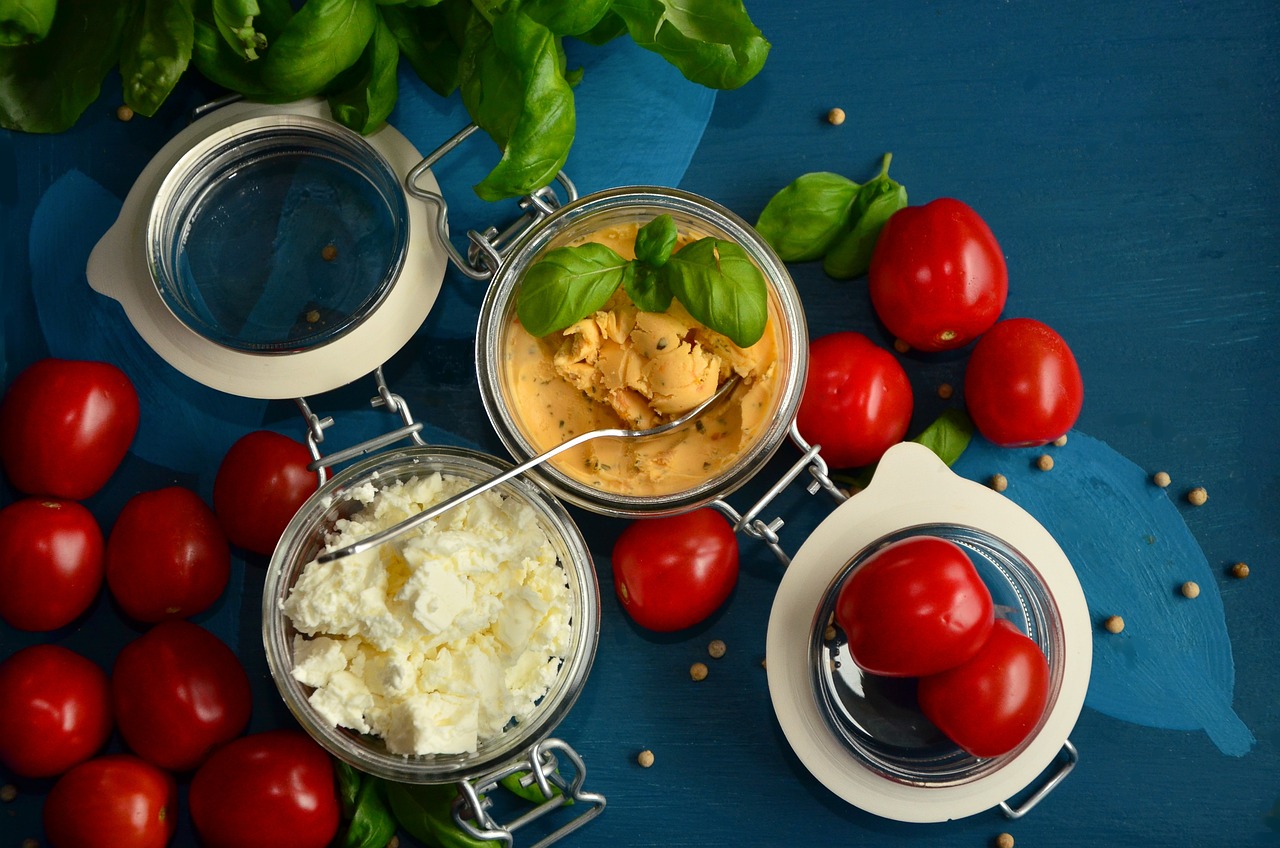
[2, 4, 1279, 848]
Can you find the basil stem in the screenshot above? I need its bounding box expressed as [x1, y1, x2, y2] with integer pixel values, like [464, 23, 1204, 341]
[822, 153, 908, 280]
[755, 171, 861, 262]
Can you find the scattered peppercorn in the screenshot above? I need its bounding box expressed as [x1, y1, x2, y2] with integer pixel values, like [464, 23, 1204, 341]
[0, 784, 15, 802]
[937, 382, 954, 399]
[1036, 454, 1054, 471]
[386, 837, 400, 848]
[1052, 434, 1068, 447]
[989, 473, 1008, 492]
[1103, 615, 1125, 634]
[116, 104, 134, 122]
[22, 839, 38, 848]
[305, 309, 321, 324]
[637, 749, 655, 768]
[690, 662, 709, 682]
[1186, 486, 1208, 506]
[760, 657, 767, 670]
[1152, 471, 1171, 488]
[893, 338, 911, 354]
[1230, 562, 1250, 579]
[995, 833, 1015, 848]
[824, 624, 837, 642]
[826, 107, 846, 125]
[708, 639, 727, 659]
[1181, 581, 1201, 599]
[322, 243, 339, 261]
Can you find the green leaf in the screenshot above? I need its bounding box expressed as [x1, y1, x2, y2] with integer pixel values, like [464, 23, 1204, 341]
[335, 761, 362, 819]
[0, 0, 56, 46]
[258, 0, 378, 97]
[191, 0, 292, 101]
[573, 9, 625, 45]
[327, 13, 399, 134]
[343, 776, 397, 848]
[120, 0, 196, 118]
[384, 781, 499, 848]
[0, 0, 132, 133]
[212, 0, 266, 60]
[460, 7, 576, 201]
[623, 262, 673, 313]
[912, 408, 974, 467]
[755, 172, 861, 262]
[380, 0, 463, 97]
[633, 214, 678, 267]
[516, 242, 629, 337]
[611, 0, 769, 90]
[520, 0, 612, 36]
[499, 770, 567, 803]
[662, 237, 768, 348]
[822, 153, 908, 280]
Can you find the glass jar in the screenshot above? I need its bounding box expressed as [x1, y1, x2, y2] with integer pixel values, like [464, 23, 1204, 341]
[262, 446, 599, 784]
[474, 186, 808, 518]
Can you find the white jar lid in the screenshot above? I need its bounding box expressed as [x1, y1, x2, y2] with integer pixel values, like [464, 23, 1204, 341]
[766, 442, 1092, 823]
[86, 98, 446, 400]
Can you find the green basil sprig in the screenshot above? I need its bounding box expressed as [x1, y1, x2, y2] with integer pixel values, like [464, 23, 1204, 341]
[334, 762, 398, 848]
[840, 409, 975, 491]
[516, 214, 768, 349]
[756, 153, 908, 280]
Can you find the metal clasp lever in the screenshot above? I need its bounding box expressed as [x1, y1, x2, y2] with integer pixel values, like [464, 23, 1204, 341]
[711, 420, 849, 565]
[453, 738, 606, 848]
[999, 739, 1079, 819]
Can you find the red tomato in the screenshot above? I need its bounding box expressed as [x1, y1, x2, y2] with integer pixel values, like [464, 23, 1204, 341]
[105, 486, 231, 622]
[963, 317, 1084, 447]
[189, 729, 340, 848]
[795, 332, 913, 468]
[0, 498, 104, 631]
[112, 620, 252, 772]
[917, 618, 1051, 758]
[611, 508, 739, 632]
[0, 644, 112, 777]
[43, 754, 177, 848]
[835, 536, 994, 677]
[214, 430, 319, 556]
[0, 358, 140, 499]
[868, 198, 1008, 351]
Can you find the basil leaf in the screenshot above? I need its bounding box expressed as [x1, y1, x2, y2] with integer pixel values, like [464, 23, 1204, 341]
[634, 214, 678, 267]
[380, 1, 463, 97]
[823, 154, 907, 280]
[385, 781, 499, 848]
[327, 14, 400, 134]
[0, 0, 55, 46]
[460, 8, 576, 201]
[611, 0, 769, 90]
[521, 0, 613, 37]
[335, 761, 362, 818]
[212, 0, 266, 60]
[517, 243, 628, 337]
[574, 9, 626, 45]
[120, 0, 197, 118]
[913, 408, 974, 466]
[662, 237, 768, 348]
[624, 262, 673, 313]
[343, 777, 397, 848]
[0, 0, 132, 133]
[755, 172, 860, 262]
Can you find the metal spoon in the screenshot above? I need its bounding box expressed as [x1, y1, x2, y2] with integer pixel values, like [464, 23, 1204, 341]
[315, 376, 742, 563]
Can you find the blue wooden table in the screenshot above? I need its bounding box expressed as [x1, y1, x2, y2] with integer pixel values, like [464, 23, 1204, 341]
[2, 3, 1278, 847]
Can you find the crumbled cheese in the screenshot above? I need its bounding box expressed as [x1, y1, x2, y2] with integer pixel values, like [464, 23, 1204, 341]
[282, 472, 572, 756]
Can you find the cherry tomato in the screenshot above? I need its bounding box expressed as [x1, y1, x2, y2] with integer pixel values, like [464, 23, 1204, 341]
[189, 729, 340, 848]
[795, 332, 913, 468]
[835, 536, 994, 677]
[43, 754, 177, 848]
[214, 430, 319, 556]
[611, 508, 739, 632]
[0, 498, 104, 631]
[0, 644, 112, 777]
[917, 618, 1051, 758]
[963, 317, 1084, 447]
[105, 486, 231, 622]
[0, 358, 140, 499]
[112, 620, 252, 772]
[868, 198, 1008, 351]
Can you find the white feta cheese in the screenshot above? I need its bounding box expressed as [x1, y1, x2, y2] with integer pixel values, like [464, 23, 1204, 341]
[283, 472, 573, 755]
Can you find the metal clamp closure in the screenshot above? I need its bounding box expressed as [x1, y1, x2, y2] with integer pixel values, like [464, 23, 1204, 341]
[452, 738, 606, 848]
[998, 739, 1079, 819]
[295, 366, 427, 484]
[710, 420, 849, 566]
[405, 123, 579, 282]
